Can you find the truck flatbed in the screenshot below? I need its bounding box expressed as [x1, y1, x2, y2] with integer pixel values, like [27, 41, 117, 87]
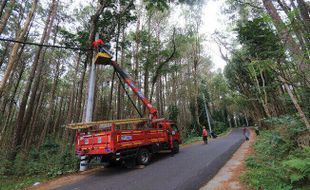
[69, 119, 178, 158]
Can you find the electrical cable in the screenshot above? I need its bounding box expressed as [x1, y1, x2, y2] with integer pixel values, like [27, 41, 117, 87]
[0, 37, 92, 51]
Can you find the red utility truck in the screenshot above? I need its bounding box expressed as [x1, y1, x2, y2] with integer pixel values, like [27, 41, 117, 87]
[67, 50, 181, 166]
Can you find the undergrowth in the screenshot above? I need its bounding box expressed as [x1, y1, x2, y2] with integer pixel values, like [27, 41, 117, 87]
[241, 115, 310, 190]
[0, 137, 79, 190]
[183, 136, 202, 144]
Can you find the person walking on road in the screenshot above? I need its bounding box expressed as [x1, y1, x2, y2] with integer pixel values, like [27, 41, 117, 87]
[243, 127, 249, 141]
[202, 127, 208, 144]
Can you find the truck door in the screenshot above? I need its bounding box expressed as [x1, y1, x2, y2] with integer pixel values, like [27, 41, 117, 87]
[170, 124, 180, 143]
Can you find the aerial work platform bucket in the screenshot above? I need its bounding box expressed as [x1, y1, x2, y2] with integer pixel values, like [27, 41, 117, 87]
[95, 52, 112, 65]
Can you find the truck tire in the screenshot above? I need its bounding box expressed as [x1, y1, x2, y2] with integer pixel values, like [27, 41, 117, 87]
[172, 141, 179, 154]
[136, 148, 150, 165]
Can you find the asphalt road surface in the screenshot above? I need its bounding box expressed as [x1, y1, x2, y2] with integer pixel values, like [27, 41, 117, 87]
[54, 128, 245, 190]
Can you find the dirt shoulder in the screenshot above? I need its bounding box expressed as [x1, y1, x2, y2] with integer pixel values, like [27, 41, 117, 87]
[200, 129, 256, 190]
[26, 167, 104, 190]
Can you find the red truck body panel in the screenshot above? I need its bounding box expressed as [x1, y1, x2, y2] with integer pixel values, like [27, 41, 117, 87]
[75, 121, 181, 156]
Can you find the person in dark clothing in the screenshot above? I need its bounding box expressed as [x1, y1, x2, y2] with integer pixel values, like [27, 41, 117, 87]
[243, 127, 249, 140]
[210, 131, 217, 138]
[255, 126, 260, 135]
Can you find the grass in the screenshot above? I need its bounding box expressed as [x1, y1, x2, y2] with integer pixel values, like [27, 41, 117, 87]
[182, 136, 202, 145]
[0, 175, 48, 190]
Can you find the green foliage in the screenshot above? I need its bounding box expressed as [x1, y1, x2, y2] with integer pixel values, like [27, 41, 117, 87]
[0, 175, 46, 190]
[168, 105, 179, 121]
[236, 17, 284, 60]
[224, 17, 291, 121]
[242, 116, 310, 190]
[144, 0, 201, 11]
[0, 138, 78, 178]
[283, 147, 310, 184]
[213, 121, 227, 135]
[144, 0, 169, 11]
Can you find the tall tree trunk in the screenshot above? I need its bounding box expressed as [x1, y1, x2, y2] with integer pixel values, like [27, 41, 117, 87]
[0, 0, 15, 35]
[25, 80, 45, 148]
[39, 59, 61, 146]
[251, 66, 271, 117]
[0, 34, 28, 116]
[0, 43, 27, 142]
[278, 76, 310, 130]
[0, 0, 8, 18]
[296, 0, 310, 32]
[117, 25, 126, 119]
[132, 14, 141, 116]
[159, 77, 164, 116]
[10, 0, 54, 159]
[262, 0, 310, 85]
[144, 15, 152, 114]
[277, 0, 309, 57]
[0, 42, 10, 69]
[53, 96, 64, 135]
[66, 53, 81, 124]
[0, 0, 38, 95]
[63, 53, 81, 147]
[115, 8, 122, 119]
[76, 59, 87, 122]
[23, 0, 58, 138]
[156, 80, 161, 116]
[193, 36, 203, 131]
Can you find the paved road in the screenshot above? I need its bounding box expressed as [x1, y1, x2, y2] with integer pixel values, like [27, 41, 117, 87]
[54, 128, 244, 190]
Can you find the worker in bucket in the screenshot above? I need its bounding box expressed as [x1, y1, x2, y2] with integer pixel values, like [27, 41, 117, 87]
[202, 127, 208, 144]
[92, 39, 112, 56]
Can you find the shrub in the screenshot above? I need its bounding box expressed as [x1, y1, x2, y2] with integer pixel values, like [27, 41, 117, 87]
[1, 138, 79, 178]
[283, 147, 310, 186]
[242, 115, 310, 189]
[213, 121, 227, 134]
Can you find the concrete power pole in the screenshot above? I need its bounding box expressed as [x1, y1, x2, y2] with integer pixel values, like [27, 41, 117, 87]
[85, 33, 99, 123]
[202, 93, 212, 133]
[80, 33, 99, 171]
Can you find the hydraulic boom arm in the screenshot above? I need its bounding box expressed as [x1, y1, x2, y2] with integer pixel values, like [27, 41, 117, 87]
[111, 61, 158, 119]
[95, 52, 158, 120]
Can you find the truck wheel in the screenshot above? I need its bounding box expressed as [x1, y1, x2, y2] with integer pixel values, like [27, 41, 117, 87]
[136, 148, 150, 165]
[172, 141, 179, 154]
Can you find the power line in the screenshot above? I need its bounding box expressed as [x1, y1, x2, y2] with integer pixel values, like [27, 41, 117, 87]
[0, 37, 92, 51]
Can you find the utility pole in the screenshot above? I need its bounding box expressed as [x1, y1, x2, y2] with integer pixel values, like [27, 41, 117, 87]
[85, 33, 99, 122]
[81, 33, 99, 172]
[202, 93, 212, 133]
[245, 116, 249, 127]
[234, 113, 238, 128]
